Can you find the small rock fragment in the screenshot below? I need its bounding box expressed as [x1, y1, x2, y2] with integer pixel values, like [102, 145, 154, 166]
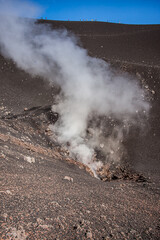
[100, 143, 104, 149]
[39, 224, 50, 229]
[2, 213, 8, 221]
[86, 230, 93, 239]
[64, 176, 73, 182]
[24, 156, 35, 163]
[37, 218, 43, 224]
[50, 201, 61, 207]
[0, 153, 5, 158]
[6, 190, 12, 195]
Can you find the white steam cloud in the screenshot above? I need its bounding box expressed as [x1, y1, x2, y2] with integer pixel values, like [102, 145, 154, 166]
[0, 1, 150, 176]
[0, 0, 41, 18]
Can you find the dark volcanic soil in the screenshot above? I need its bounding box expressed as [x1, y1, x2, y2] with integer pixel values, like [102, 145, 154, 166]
[0, 21, 160, 239]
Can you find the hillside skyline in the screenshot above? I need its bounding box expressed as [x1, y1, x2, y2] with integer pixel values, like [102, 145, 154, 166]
[34, 0, 160, 24]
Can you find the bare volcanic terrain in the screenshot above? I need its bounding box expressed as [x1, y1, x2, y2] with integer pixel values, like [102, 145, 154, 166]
[0, 21, 160, 239]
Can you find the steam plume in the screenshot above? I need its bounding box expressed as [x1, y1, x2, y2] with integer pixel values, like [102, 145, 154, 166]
[0, 1, 150, 175]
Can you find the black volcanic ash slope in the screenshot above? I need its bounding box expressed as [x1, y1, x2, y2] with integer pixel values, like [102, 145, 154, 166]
[0, 21, 160, 240]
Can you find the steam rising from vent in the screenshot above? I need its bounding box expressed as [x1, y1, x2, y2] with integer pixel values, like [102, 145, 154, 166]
[0, 1, 150, 176]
